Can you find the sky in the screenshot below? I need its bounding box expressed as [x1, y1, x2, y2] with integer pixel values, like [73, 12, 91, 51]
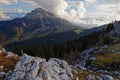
[0, 0, 120, 28]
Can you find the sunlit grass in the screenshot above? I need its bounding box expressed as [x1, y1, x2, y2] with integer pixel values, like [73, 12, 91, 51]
[0, 53, 20, 72]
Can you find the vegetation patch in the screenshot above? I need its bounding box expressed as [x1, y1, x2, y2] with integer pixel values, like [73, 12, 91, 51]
[0, 54, 20, 72]
[92, 53, 120, 69]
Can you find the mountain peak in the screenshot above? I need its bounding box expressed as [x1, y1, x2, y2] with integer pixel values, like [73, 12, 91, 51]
[31, 8, 47, 13]
[25, 8, 54, 19]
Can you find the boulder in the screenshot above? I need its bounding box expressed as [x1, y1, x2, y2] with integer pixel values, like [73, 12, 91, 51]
[6, 54, 75, 80]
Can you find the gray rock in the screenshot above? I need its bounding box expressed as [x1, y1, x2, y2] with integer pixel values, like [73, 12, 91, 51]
[111, 50, 115, 52]
[89, 57, 96, 60]
[86, 75, 95, 80]
[6, 52, 17, 58]
[6, 54, 74, 80]
[96, 70, 108, 74]
[0, 72, 5, 77]
[96, 76, 103, 80]
[20, 54, 33, 65]
[109, 21, 120, 38]
[75, 64, 87, 70]
[101, 45, 108, 49]
[113, 71, 120, 76]
[102, 75, 114, 80]
[86, 48, 94, 55]
[118, 52, 120, 55]
[5, 70, 13, 78]
[113, 71, 120, 79]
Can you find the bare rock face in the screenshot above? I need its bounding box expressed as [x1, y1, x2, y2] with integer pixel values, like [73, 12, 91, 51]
[6, 54, 74, 80]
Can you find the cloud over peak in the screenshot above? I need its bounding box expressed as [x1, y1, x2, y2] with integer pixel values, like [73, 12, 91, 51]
[25, 0, 86, 26]
[0, 0, 120, 28]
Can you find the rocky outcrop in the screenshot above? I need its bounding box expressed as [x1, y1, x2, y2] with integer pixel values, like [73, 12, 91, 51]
[75, 41, 120, 80]
[109, 21, 120, 37]
[6, 54, 75, 80]
[0, 46, 119, 80]
[0, 46, 18, 57]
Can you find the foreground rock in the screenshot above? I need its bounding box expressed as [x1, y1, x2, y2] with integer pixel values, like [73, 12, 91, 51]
[6, 54, 75, 80]
[0, 47, 117, 80]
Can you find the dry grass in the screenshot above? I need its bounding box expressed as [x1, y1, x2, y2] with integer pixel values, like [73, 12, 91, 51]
[72, 69, 101, 80]
[0, 53, 20, 72]
[93, 53, 120, 69]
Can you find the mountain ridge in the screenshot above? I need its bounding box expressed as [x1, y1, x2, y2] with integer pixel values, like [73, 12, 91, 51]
[0, 8, 82, 46]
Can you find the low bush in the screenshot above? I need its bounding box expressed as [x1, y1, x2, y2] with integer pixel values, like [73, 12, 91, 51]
[93, 53, 120, 69]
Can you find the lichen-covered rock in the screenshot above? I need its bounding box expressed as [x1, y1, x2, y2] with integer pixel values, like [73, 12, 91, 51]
[6, 54, 74, 80]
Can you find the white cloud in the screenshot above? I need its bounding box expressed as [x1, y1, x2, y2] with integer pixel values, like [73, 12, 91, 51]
[85, 0, 96, 3]
[25, 0, 68, 16]
[24, 0, 119, 28]
[14, 8, 26, 13]
[22, 0, 119, 28]
[0, 11, 10, 20]
[1, 0, 120, 28]
[0, 9, 26, 20]
[99, 0, 120, 4]
[24, 0, 86, 25]
[96, 4, 117, 11]
[0, 0, 18, 4]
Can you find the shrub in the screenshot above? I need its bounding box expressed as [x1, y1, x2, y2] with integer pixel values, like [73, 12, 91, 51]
[93, 53, 120, 69]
